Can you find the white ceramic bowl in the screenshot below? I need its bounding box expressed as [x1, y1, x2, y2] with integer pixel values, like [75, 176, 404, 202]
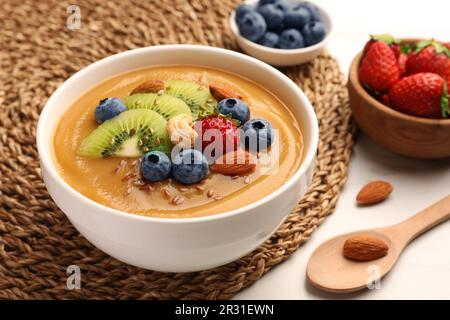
[230, 0, 333, 66]
[37, 45, 318, 272]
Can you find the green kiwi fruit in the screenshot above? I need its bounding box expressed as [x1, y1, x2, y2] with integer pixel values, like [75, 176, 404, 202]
[124, 93, 192, 121]
[78, 109, 171, 158]
[164, 80, 217, 120]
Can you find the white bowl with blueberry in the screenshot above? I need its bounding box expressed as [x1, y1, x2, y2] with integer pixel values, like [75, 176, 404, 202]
[230, 0, 332, 66]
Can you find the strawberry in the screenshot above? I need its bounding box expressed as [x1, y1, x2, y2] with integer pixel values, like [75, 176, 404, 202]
[380, 94, 390, 106]
[406, 40, 450, 83]
[359, 39, 400, 94]
[389, 73, 449, 119]
[390, 44, 402, 59]
[362, 34, 398, 57]
[389, 43, 410, 77]
[397, 52, 408, 77]
[193, 115, 240, 156]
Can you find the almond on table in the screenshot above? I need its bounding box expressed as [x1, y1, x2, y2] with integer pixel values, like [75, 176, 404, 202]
[356, 180, 393, 206]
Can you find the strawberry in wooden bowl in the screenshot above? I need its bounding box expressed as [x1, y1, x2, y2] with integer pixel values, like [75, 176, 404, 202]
[348, 35, 450, 159]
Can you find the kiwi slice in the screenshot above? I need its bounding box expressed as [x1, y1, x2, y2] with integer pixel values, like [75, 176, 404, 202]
[124, 93, 192, 121]
[164, 80, 217, 120]
[78, 109, 171, 158]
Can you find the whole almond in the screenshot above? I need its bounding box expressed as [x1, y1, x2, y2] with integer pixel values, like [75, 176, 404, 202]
[130, 80, 165, 95]
[343, 235, 389, 261]
[209, 83, 242, 101]
[356, 180, 393, 205]
[210, 150, 255, 175]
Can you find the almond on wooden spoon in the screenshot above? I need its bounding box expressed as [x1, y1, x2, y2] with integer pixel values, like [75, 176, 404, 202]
[307, 195, 450, 293]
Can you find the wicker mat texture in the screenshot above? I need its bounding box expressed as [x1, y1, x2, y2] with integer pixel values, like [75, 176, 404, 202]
[0, 0, 354, 299]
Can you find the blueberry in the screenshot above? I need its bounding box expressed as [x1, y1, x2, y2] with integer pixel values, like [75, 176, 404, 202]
[140, 151, 171, 182]
[302, 21, 326, 46]
[284, 6, 311, 30]
[94, 98, 126, 124]
[273, 0, 292, 12]
[278, 29, 305, 49]
[235, 4, 254, 23]
[217, 98, 250, 125]
[258, 0, 278, 6]
[241, 119, 273, 151]
[257, 4, 284, 31]
[296, 1, 322, 21]
[270, 22, 286, 33]
[237, 11, 267, 42]
[258, 32, 279, 48]
[171, 149, 209, 185]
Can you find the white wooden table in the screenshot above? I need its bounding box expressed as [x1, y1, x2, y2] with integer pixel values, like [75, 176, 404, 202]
[234, 0, 450, 299]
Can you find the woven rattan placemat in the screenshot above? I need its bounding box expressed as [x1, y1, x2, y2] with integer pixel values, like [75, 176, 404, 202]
[0, 0, 353, 299]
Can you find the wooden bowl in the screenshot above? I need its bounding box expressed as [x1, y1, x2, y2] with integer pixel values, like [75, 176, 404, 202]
[348, 50, 450, 159]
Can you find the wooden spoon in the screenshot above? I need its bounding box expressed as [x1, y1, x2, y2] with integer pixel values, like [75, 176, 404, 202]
[307, 195, 450, 293]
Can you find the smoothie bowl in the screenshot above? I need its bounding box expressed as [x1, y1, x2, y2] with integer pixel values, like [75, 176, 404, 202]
[37, 45, 318, 272]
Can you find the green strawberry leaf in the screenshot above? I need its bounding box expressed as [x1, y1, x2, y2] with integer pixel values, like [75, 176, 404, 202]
[435, 44, 450, 57]
[370, 34, 399, 45]
[444, 47, 450, 57]
[441, 82, 449, 119]
[414, 39, 450, 57]
[362, 83, 382, 98]
[400, 43, 413, 54]
[415, 39, 434, 52]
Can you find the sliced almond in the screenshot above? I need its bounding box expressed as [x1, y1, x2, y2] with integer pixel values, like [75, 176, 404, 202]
[343, 235, 389, 261]
[209, 82, 242, 101]
[356, 180, 393, 205]
[210, 150, 256, 175]
[130, 80, 165, 95]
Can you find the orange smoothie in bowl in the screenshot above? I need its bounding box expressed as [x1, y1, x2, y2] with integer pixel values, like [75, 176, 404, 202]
[38, 45, 318, 271]
[53, 65, 303, 218]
